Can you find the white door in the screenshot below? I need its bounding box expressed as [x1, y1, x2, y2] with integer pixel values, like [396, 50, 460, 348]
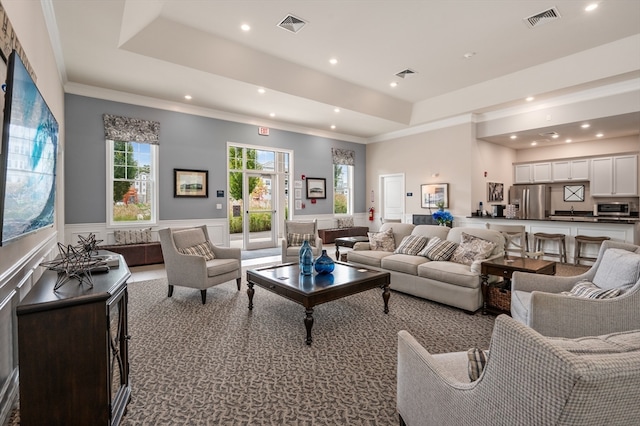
[380, 174, 405, 222]
[243, 172, 277, 250]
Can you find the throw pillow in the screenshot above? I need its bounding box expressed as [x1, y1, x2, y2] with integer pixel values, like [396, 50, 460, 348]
[177, 241, 215, 261]
[114, 228, 152, 245]
[467, 348, 489, 381]
[561, 280, 621, 299]
[425, 239, 459, 261]
[592, 248, 640, 291]
[288, 233, 315, 247]
[336, 217, 354, 228]
[417, 237, 442, 257]
[450, 233, 497, 266]
[394, 235, 428, 255]
[368, 228, 396, 252]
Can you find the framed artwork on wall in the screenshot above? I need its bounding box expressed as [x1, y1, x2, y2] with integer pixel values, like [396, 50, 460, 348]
[174, 168, 208, 198]
[306, 177, 326, 199]
[421, 184, 448, 208]
[487, 182, 504, 202]
[564, 185, 585, 202]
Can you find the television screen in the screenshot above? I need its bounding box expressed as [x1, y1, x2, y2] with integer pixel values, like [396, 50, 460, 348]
[0, 50, 58, 245]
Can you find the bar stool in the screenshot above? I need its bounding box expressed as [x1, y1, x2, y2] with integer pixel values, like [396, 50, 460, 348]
[574, 235, 610, 265]
[533, 232, 567, 263]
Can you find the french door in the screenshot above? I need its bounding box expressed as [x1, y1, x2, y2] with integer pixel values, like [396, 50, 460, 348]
[244, 172, 276, 250]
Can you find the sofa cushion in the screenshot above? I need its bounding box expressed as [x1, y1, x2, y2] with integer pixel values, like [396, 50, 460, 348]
[347, 250, 393, 268]
[368, 228, 396, 252]
[424, 239, 458, 261]
[411, 224, 451, 241]
[450, 233, 496, 266]
[381, 254, 429, 275]
[178, 241, 215, 260]
[172, 227, 208, 249]
[592, 248, 640, 291]
[561, 280, 622, 299]
[114, 228, 152, 245]
[417, 261, 480, 289]
[336, 217, 354, 228]
[394, 235, 428, 255]
[288, 232, 316, 247]
[467, 348, 489, 381]
[206, 258, 241, 277]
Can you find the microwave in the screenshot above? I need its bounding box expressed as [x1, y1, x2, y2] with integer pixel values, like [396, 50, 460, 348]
[596, 202, 630, 216]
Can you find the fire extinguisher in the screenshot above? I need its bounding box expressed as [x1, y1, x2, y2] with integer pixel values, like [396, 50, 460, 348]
[368, 207, 375, 221]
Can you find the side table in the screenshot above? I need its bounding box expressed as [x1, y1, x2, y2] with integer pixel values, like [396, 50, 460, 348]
[335, 236, 369, 261]
[481, 257, 556, 315]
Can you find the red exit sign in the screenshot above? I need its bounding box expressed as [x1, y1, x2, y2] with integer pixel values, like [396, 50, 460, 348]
[258, 127, 269, 136]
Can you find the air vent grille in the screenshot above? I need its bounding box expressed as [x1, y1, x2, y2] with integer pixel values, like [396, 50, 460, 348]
[395, 68, 417, 79]
[277, 14, 307, 33]
[524, 7, 561, 28]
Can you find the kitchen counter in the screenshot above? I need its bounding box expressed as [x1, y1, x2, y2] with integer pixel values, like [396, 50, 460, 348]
[467, 215, 639, 224]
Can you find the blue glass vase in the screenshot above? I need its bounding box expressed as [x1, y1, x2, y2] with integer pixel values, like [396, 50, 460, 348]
[314, 249, 335, 274]
[299, 240, 313, 276]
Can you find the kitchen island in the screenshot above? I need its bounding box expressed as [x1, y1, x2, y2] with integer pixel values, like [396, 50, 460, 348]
[456, 215, 638, 264]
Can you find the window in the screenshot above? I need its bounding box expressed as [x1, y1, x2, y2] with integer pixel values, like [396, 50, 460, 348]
[334, 164, 353, 215]
[107, 140, 158, 225]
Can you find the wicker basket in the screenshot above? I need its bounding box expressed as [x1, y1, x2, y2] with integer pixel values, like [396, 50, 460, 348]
[486, 286, 511, 312]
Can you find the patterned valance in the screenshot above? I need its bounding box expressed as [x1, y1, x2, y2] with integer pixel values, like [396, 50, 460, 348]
[103, 114, 160, 144]
[332, 148, 354, 166]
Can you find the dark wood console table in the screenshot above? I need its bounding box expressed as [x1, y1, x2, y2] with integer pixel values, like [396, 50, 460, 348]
[17, 253, 131, 425]
[318, 226, 369, 244]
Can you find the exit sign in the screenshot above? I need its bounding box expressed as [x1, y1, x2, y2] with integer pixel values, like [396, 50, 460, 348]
[258, 127, 270, 136]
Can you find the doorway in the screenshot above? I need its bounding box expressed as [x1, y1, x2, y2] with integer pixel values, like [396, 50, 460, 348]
[379, 173, 405, 222]
[244, 172, 276, 250]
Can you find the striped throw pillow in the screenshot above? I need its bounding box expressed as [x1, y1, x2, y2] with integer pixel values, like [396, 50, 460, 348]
[394, 235, 428, 255]
[177, 241, 215, 261]
[288, 233, 315, 247]
[425, 239, 459, 261]
[467, 348, 489, 381]
[561, 280, 621, 299]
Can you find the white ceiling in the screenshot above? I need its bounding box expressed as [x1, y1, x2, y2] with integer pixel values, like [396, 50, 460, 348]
[47, 0, 640, 146]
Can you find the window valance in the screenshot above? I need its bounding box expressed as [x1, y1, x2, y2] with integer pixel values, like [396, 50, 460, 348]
[103, 114, 160, 144]
[331, 148, 354, 166]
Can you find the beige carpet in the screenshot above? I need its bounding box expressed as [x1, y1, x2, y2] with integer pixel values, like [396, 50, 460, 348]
[7, 262, 591, 425]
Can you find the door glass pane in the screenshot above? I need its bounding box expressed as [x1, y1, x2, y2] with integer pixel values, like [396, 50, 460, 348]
[229, 171, 243, 235]
[247, 149, 275, 171]
[247, 174, 273, 247]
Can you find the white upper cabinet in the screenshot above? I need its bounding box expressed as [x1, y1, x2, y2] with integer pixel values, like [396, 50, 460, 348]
[591, 155, 638, 196]
[514, 162, 552, 183]
[552, 159, 590, 181]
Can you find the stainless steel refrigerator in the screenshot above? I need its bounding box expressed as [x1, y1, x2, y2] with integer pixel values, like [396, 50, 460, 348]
[508, 184, 551, 219]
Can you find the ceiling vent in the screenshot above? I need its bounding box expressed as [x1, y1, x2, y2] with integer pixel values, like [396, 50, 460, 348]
[524, 7, 561, 28]
[539, 131, 559, 138]
[395, 68, 417, 79]
[277, 14, 307, 34]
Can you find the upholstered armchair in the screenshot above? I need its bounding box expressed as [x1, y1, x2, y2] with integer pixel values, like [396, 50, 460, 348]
[397, 315, 640, 426]
[281, 219, 323, 263]
[159, 225, 241, 304]
[511, 240, 640, 338]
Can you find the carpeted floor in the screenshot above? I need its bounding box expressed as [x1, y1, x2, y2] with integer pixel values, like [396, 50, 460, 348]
[7, 262, 591, 425]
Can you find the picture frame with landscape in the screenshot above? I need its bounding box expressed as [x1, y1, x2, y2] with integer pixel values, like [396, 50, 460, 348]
[306, 177, 326, 199]
[174, 168, 208, 198]
[421, 184, 448, 209]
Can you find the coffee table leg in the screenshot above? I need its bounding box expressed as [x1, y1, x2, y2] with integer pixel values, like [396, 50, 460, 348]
[247, 281, 255, 310]
[382, 284, 390, 314]
[335, 245, 340, 260]
[304, 308, 314, 345]
[480, 274, 488, 315]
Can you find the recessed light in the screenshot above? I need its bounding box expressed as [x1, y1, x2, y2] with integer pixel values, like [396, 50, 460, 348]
[510, 135, 517, 140]
[334, 108, 340, 113]
[463, 52, 476, 59]
[241, 24, 251, 31]
[330, 125, 336, 130]
[585, 3, 598, 12]
[525, 96, 535, 102]
[596, 133, 604, 138]
[390, 82, 398, 88]
[257, 88, 266, 94]
[552, 134, 559, 139]
[184, 95, 192, 100]
[565, 139, 572, 143]
[531, 141, 537, 146]
[581, 123, 590, 128]
[329, 58, 338, 65]
[269, 112, 276, 118]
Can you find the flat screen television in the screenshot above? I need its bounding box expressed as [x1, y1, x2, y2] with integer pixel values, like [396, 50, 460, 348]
[0, 50, 59, 245]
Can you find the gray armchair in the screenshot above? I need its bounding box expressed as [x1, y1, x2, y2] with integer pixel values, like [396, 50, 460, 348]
[281, 219, 323, 263]
[397, 315, 640, 426]
[159, 225, 241, 304]
[511, 240, 640, 338]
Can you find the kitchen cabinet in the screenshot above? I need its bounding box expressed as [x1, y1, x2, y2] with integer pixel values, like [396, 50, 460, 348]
[17, 255, 131, 425]
[591, 155, 638, 196]
[514, 162, 552, 183]
[552, 159, 590, 181]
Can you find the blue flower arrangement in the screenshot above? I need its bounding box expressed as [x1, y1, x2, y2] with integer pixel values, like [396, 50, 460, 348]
[432, 209, 453, 226]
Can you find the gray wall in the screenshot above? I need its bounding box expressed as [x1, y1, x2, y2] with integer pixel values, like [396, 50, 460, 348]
[64, 94, 366, 224]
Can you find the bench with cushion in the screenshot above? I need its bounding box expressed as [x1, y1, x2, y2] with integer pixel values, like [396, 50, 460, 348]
[99, 228, 164, 267]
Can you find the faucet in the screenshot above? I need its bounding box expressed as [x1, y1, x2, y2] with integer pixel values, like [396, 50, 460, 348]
[570, 206, 574, 215]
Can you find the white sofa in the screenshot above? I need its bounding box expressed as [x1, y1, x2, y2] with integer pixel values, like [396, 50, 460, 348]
[347, 223, 504, 313]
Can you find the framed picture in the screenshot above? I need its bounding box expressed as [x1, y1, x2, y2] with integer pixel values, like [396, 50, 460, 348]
[487, 182, 504, 202]
[564, 185, 585, 202]
[306, 177, 326, 199]
[421, 184, 448, 208]
[174, 168, 208, 198]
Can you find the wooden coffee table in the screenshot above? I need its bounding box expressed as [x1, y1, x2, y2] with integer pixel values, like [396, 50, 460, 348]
[481, 256, 556, 315]
[246, 262, 390, 345]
